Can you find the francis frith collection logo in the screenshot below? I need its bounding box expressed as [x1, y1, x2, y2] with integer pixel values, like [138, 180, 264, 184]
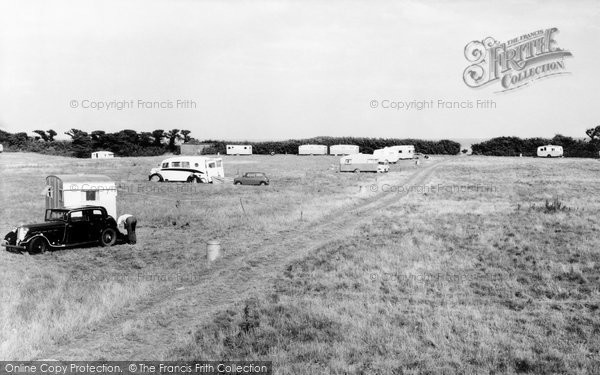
[463, 28, 572, 92]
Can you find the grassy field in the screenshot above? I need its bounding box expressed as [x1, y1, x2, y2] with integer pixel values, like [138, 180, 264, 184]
[0, 152, 413, 360]
[169, 156, 600, 374]
[1, 153, 600, 374]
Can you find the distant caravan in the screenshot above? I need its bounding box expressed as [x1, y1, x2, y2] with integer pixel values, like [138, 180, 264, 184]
[339, 154, 389, 173]
[387, 145, 415, 159]
[226, 145, 252, 155]
[298, 144, 328, 155]
[373, 148, 400, 163]
[329, 144, 359, 156]
[537, 145, 563, 158]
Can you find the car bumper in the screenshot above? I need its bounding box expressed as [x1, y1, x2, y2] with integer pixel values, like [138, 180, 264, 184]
[1, 242, 26, 252]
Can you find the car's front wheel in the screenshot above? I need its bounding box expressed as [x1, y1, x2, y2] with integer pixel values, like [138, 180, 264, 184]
[259, 181, 267, 186]
[27, 237, 48, 254]
[99, 228, 117, 247]
[234, 181, 242, 185]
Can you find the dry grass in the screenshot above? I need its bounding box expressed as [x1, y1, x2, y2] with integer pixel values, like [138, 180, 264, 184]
[171, 156, 600, 374]
[0, 152, 411, 360]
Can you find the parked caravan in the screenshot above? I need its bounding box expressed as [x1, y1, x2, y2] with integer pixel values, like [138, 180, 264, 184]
[373, 147, 400, 163]
[537, 145, 563, 157]
[387, 145, 415, 159]
[329, 144, 359, 155]
[298, 144, 328, 155]
[340, 154, 389, 173]
[44, 175, 117, 219]
[226, 145, 252, 155]
[0, 144, 3, 153]
[91, 151, 114, 159]
[149, 156, 224, 183]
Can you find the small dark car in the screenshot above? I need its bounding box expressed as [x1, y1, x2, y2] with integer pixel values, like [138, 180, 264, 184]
[2, 206, 120, 254]
[233, 172, 270, 186]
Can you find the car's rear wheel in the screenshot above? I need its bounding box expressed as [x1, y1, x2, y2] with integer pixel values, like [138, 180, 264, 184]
[27, 237, 47, 254]
[259, 181, 267, 186]
[150, 174, 162, 182]
[188, 176, 200, 183]
[234, 181, 242, 185]
[99, 228, 117, 247]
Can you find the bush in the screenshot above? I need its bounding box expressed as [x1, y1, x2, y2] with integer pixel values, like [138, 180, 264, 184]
[472, 135, 599, 158]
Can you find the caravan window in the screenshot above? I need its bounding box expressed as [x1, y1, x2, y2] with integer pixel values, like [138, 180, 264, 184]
[194, 163, 199, 167]
[85, 191, 98, 201]
[182, 161, 190, 168]
[208, 162, 216, 168]
[216, 160, 222, 167]
[171, 162, 181, 167]
[162, 162, 169, 168]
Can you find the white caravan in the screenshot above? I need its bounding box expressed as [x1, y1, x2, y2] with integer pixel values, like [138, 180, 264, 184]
[298, 144, 328, 155]
[339, 154, 389, 173]
[387, 145, 415, 159]
[329, 144, 359, 156]
[537, 145, 563, 157]
[91, 151, 114, 159]
[149, 156, 224, 183]
[226, 145, 252, 155]
[373, 147, 400, 163]
[45, 174, 117, 219]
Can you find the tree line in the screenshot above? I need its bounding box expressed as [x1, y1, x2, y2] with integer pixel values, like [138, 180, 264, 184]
[471, 127, 600, 157]
[0, 128, 194, 158]
[199, 136, 461, 155]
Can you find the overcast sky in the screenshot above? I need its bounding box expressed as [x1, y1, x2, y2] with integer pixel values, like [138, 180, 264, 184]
[0, 0, 598, 141]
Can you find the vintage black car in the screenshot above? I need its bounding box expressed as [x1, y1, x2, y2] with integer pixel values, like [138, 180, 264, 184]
[2, 206, 120, 254]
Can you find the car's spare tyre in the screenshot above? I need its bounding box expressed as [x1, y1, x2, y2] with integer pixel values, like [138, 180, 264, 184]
[99, 228, 117, 247]
[27, 237, 47, 254]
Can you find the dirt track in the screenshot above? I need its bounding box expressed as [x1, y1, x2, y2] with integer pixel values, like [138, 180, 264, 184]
[41, 159, 447, 360]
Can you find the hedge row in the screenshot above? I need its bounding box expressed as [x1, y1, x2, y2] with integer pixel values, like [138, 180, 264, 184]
[471, 135, 599, 158]
[201, 137, 461, 155]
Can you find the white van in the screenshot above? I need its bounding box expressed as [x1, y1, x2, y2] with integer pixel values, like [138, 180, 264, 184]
[537, 145, 563, 158]
[373, 148, 400, 163]
[340, 154, 389, 173]
[149, 156, 224, 183]
[387, 145, 415, 160]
